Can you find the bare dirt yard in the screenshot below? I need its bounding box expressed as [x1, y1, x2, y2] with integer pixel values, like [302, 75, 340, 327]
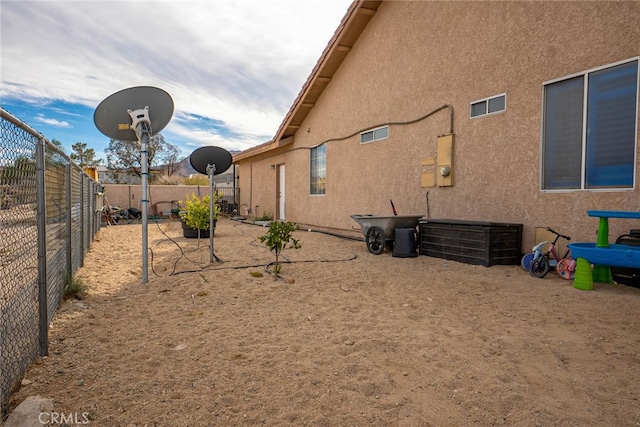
[8, 218, 640, 426]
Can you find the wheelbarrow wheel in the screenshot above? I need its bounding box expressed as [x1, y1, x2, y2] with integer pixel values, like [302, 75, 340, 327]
[366, 226, 386, 255]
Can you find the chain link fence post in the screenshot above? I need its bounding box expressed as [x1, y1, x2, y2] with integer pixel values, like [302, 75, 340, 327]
[36, 138, 48, 357]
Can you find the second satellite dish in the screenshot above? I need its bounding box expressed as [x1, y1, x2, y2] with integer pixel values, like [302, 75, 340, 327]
[190, 146, 233, 175]
[94, 86, 174, 141]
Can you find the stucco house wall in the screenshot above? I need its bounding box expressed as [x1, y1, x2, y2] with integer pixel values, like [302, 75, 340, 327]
[235, 1, 640, 252]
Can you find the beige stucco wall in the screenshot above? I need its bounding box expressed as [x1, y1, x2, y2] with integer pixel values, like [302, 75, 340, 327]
[237, 1, 640, 252]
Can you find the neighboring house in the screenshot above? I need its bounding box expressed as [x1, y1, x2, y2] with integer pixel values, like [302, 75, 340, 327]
[233, 0, 640, 251]
[212, 166, 236, 188]
[193, 165, 236, 188]
[96, 165, 142, 184]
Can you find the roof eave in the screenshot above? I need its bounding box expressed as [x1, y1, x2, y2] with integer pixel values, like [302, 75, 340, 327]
[233, 0, 382, 162]
[274, 0, 382, 144]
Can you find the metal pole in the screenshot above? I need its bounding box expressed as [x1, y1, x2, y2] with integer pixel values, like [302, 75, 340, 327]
[141, 132, 149, 283]
[89, 181, 96, 238]
[79, 173, 85, 267]
[128, 107, 152, 283]
[209, 165, 214, 263]
[35, 139, 48, 356]
[233, 164, 237, 213]
[207, 164, 222, 263]
[65, 164, 72, 298]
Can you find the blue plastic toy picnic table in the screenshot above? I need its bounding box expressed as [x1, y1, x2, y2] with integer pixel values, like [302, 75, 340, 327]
[569, 210, 640, 290]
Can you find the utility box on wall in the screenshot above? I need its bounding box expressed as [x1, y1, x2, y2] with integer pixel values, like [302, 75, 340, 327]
[419, 219, 523, 266]
[421, 134, 454, 188]
[421, 157, 436, 187]
[436, 134, 454, 187]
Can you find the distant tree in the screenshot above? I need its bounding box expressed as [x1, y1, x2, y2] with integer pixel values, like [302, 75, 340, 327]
[161, 142, 180, 177]
[70, 142, 102, 167]
[105, 133, 172, 182]
[50, 138, 65, 154]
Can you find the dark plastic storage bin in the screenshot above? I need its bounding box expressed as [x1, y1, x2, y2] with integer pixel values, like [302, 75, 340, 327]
[419, 219, 523, 267]
[611, 231, 640, 288]
[393, 227, 418, 258]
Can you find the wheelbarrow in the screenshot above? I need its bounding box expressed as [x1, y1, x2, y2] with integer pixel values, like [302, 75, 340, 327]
[351, 214, 423, 255]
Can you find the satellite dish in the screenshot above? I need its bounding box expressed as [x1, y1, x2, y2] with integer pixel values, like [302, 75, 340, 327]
[190, 146, 233, 175]
[94, 86, 173, 141]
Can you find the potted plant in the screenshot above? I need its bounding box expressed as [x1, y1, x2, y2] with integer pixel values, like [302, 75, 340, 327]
[254, 211, 274, 226]
[179, 192, 221, 242]
[258, 220, 301, 281]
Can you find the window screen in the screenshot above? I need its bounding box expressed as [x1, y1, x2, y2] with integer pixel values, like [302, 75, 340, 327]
[542, 59, 638, 190]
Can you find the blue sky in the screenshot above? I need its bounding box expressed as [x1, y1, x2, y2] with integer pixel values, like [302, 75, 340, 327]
[1, 0, 352, 161]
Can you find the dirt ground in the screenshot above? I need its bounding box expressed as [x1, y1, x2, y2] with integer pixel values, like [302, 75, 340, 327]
[8, 218, 640, 426]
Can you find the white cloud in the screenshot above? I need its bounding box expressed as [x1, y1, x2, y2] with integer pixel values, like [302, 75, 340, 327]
[1, 0, 352, 153]
[35, 114, 71, 128]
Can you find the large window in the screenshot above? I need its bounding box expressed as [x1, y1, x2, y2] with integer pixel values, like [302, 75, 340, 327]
[310, 144, 326, 195]
[542, 59, 638, 190]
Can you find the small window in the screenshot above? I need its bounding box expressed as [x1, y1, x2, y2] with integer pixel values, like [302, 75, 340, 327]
[310, 144, 326, 195]
[360, 126, 388, 144]
[470, 94, 506, 118]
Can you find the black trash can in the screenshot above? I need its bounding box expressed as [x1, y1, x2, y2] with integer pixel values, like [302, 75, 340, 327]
[393, 227, 418, 258]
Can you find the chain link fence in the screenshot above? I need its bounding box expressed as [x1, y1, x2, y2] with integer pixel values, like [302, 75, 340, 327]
[0, 107, 101, 420]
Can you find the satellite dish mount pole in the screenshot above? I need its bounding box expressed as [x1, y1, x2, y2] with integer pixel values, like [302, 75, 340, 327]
[93, 86, 174, 284]
[207, 163, 222, 263]
[128, 107, 152, 282]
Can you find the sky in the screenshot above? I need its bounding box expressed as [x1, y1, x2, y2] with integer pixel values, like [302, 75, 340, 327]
[0, 0, 353, 162]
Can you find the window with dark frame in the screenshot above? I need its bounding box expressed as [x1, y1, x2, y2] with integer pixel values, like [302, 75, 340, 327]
[541, 59, 638, 190]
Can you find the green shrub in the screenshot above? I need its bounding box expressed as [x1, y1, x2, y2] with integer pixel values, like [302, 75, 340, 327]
[180, 192, 220, 232]
[258, 221, 301, 281]
[64, 275, 88, 300]
[254, 212, 274, 222]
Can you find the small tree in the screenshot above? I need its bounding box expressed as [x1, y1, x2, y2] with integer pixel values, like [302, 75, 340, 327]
[258, 221, 301, 281]
[161, 143, 180, 177]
